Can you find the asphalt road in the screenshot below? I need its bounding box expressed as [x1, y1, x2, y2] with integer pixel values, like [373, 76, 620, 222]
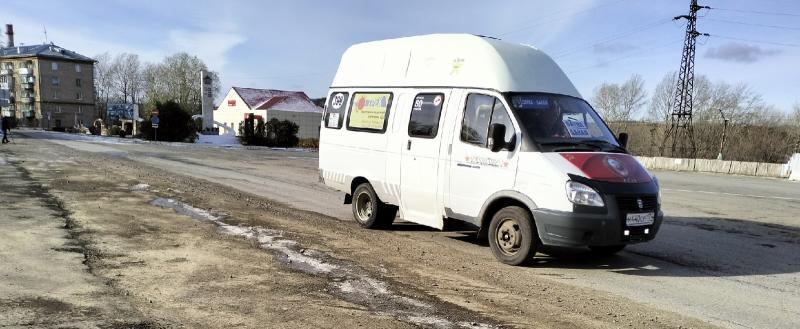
[13, 130, 800, 328]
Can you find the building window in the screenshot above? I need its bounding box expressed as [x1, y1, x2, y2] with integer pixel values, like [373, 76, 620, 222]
[75, 64, 81, 73]
[51, 62, 59, 71]
[76, 78, 81, 87]
[53, 90, 59, 99]
[52, 77, 60, 86]
[77, 106, 82, 114]
[56, 106, 62, 113]
[76, 91, 83, 100]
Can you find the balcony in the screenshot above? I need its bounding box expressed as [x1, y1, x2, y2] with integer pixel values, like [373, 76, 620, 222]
[21, 75, 34, 83]
[0, 69, 11, 76]
[21, 82, 32, 90]
[23, 110, 34, 118]
[18, 67, 32, 75]
[1, 107, 15, 118]
[20, 97, 34, 104]
[0, 82, 8, 90]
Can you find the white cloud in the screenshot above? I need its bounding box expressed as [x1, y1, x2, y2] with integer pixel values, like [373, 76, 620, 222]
[167, 30, 246, 72]
[704, 42, 781, 64]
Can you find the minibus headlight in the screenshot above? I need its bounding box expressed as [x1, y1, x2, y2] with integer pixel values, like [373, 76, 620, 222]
[565, 181, 605, 207]
[651, 174, 662, 205]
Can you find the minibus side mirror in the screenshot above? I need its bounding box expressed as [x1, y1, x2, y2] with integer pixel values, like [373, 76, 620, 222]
[618, 132, 629, 149]
[488, 123, 507, 152]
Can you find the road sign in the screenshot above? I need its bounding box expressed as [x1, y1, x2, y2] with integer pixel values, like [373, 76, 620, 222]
[151, 123, 159, 129]
[151, 115, 160, 127]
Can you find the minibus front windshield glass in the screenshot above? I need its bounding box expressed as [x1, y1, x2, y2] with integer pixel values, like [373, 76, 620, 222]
[508, 93, 622, 152]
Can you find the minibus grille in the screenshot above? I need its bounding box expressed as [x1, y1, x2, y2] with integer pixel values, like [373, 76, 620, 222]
[616, 195, 658, 212]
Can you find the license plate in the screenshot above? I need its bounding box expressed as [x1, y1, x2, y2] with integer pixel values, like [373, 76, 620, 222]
[626, 212, 654, 226]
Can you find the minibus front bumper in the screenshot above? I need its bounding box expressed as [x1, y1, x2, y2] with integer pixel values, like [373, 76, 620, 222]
[531, 203, 663, 247]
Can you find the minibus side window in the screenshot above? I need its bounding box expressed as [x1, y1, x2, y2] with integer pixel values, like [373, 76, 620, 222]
[490, 101, 516, 149]
[408, 93, 445, 138]
[324, 92, 348, 129]
[346, 92, 393, 133]
[461, 94, 494, 146]
[460, 94, 515, 149]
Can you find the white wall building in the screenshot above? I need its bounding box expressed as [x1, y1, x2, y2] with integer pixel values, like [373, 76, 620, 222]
[214, 87, 323, 139]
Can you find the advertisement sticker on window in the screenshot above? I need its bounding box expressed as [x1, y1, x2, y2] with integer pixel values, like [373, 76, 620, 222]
[327, 113, 340, 128]
[349, 93, 392, 131]
[562, 115, 591, 138]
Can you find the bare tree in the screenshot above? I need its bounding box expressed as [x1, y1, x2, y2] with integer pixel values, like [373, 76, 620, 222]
[142, 53, 220, 114]
[591, 74, 647, 132]
[110, 53, 142, 104]
[94, 52, 116, 105]
[789, 103, 800, 127]
[648, 72, 676, 123]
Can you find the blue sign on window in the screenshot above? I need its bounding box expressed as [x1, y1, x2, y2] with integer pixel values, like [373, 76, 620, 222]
[512, 96, 549, 110]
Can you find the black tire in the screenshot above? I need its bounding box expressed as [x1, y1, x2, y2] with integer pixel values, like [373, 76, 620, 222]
[352, 183, 394, 229]
[488, 206, 538, 266]
[589, 244, 626, 256]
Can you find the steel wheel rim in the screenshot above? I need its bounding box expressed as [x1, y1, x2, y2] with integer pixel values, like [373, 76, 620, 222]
[355, 191, 373, 223]
[496, 217, 522, 255]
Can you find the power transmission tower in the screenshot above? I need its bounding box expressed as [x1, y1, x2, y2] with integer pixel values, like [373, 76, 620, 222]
[662, 0, 709, 158]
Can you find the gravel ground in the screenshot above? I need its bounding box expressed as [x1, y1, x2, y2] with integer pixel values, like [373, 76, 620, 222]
[4, 130, 797, 328]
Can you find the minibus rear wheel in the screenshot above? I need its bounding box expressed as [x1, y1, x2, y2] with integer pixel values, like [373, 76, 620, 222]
[352, 182, 395, 229]
[488, 206, 538, 266]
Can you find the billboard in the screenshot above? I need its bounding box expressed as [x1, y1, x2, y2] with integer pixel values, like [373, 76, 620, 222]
[107, 103, 139, 122]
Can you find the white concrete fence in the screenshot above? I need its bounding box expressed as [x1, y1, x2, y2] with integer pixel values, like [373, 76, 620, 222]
[635, 153, 800, 181]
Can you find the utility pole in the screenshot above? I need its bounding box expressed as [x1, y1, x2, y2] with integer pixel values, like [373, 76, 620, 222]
[662, 0, 709, 158]
[716, 108, 729, 160]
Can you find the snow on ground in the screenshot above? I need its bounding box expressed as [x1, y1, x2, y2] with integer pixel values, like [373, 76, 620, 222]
[196, 133, 240, 148]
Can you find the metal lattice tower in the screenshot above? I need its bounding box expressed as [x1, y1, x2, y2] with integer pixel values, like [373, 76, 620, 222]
[662, 0, 709, 158]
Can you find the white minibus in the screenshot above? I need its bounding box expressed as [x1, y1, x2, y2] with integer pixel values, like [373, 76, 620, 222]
[319, 34, 662, 265]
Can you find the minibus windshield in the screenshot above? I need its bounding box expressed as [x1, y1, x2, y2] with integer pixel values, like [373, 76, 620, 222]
[507, 93, 623, 152]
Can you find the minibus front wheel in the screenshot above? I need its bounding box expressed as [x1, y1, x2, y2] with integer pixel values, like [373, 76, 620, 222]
[488, 206, 539, 266]
[352, 182, 397, 229]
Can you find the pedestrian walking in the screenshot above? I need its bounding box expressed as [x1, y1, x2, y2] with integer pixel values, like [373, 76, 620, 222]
[1, 116, 10, 144]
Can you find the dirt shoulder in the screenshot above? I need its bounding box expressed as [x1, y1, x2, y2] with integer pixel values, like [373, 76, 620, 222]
[1, 138, 718, 328]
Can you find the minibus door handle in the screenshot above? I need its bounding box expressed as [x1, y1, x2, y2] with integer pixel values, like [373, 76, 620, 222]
[407, 140, 412, 150]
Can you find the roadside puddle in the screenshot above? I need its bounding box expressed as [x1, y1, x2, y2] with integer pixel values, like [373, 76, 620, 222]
[148, 194, 496, 328]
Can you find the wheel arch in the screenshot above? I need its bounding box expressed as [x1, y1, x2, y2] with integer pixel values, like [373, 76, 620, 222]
[476, 191, 538, 240]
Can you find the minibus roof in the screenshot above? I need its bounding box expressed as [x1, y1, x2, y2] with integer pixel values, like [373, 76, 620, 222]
[331, 34, 581, 98]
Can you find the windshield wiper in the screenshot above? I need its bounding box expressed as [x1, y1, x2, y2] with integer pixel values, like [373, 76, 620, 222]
[539, 141, 603, 152]
[578, 139, 627, 153]
[539, 140, 626, 153]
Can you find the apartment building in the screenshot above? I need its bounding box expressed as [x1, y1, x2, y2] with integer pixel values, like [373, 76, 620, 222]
[0, 24, 95, 129]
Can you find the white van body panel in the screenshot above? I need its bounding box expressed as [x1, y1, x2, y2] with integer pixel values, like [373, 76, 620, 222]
[320, 34, 584, 230]
[331, 34, 581, 97]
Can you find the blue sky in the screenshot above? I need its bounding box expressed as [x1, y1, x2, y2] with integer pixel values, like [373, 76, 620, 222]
[5, 0, 799, 112]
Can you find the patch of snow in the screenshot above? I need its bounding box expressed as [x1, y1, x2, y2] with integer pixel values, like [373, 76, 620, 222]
[149, 197, 494, 328]
[130, 183, 150, 191]
[196, 133, 241, 148]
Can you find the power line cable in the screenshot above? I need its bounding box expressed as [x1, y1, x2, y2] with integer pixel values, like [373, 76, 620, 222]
[710, 7, 800, 17]
[705, 18, 800, 31]
[496, 0, 628, 37]
[552, 18, 676, 58]
[567, 39, 684, 74]
[710, 34, 800, 48]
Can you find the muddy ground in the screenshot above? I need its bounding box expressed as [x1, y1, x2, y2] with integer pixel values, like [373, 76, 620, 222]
[2, 135, 725, 328]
